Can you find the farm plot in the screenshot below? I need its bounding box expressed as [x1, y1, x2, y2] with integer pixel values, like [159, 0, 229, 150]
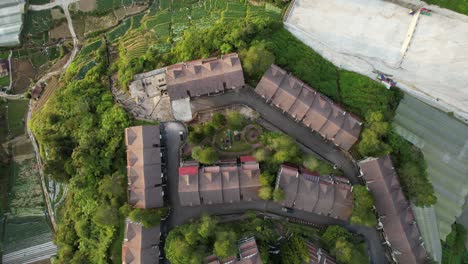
[7, 100, 28, 139]
[96, 0, 134, 13]
[107, 18, 132, 42]
[23, 10, 54, 35]
[66, 40, 103, 80]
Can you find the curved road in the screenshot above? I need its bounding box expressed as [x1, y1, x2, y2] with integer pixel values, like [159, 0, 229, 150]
[161, 121, 386, 264]
[191, 87, 362, 184]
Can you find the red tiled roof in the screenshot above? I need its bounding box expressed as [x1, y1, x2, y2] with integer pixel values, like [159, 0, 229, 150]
[240, 156, 256, 163]
[179, 166, 199, 175]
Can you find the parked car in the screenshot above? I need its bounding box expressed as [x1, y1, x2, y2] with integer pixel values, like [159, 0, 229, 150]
[281, 207, 294, 213]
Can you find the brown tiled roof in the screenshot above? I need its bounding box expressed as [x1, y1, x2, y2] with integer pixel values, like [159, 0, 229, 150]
[276, 164, 353, 219]
[205, 237, 262, 264]
[305, 240, 336, 264]
[270, 74, 303, 113]
[200, 166, 223, 205]
[122, 221, 160, 264]
[221, 165, 241, 203]
[239, 162, 262, 201]
[288, 85, 317, 121]
[333, 115, 362, 151]
[276, 164, 300, 207]
[255, 65, 362, 151]
[178, 165, 201, 206]
[166, 53, 245, 100]
[179, 161, 261, 205]
[359, 155, 427, 264]
[125, 125, 163, 209]
[125, 126, 161, 148]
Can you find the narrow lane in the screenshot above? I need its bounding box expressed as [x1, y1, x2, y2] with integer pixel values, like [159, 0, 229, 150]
[162, 121, 386, 264]
[191, 87, 361, 184]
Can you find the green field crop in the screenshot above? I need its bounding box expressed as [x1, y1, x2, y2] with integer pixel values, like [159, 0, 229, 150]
[7, 100, 28, 138]
[23, 10, 54, 35]
[131, 13, 145, 29]
[227, 2, 246, 13]
[3, 216, 51, 253]
[0, 52, 9, 59]
[46, 46, 61, 61]
[28, 0, 50, 4]
[107, 19, 132, 42]
[75, 61, 98, 80]
[80, 39, 103, 56]
[30, 52, 49, 68]
[160, 0, 171, 10]
[0, 76, 9, 87]
[153, 23, 171, 38]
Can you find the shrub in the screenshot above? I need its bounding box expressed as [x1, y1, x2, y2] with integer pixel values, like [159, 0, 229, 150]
[350, 186, 377, 227]
[226, 111, 245, 130]
[129, 208, 168, 228]
[192, 146, 219, 165]
[211, 113, 226, 129]
[258, 186, 272, 200]
[272, 188, 285, 202]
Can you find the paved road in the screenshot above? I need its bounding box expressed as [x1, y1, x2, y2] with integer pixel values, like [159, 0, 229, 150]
[191, 87, 362, 184]
[161, 121, 387, 264]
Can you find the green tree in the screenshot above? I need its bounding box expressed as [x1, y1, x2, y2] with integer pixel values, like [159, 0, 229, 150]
[240, 41, 275, 81]
[211, 113, 226, 129]
[259, 171, 275, 186]
[303, 154, 320, 171]
[350, 186, 377, 227]
[334, 238, 353, 264]
[358, 111, 392, 157]
[322, 226, 352, 249]
[280, 235, 309, 264]
[272, 188, 285, 202]
[198, 214, 218, 239]
[253, 148, 270, 162]
[214, 231, 237, 258]
[258, 186, 272, 200]
[192, 146, 219, 165]
[203, 124, 216, 138]
[226, 111, 245, 130]
[129, 208, 168, 228]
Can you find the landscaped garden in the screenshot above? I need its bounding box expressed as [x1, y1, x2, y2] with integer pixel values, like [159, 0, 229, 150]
[164, 213, 370, 264]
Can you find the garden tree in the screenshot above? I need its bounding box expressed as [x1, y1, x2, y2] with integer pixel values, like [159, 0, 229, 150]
[253, 148, 270, 162]
[272, 188, 285, 202]
[240, 41, 275, 81]
[442, 223, 468, 263]
[214, 231, 238, 258]
[321, 226, 369, 264]
[165, 232, 204, 264]
[322, 226, 352, 249]
[350, 185, 377, 227]
[30, 40, 131, 263]
[334, 238, 353, 263]
[303, 154, 320, 171]
[388, 130, 436, 206]
[280, 235, 310, 264]
[260, 131, 302, 164]
[358, 111, 392, 157]
[211, 113, 226, 128]
[188, 129, 205, 144]
[198, 214, 218, 239]
[226, 111, 245, 130]
[203, 123, 216, 138]
[181, 223, 201, 246]
[258, 186, 272, 200]
[192, 146, 219, 165]
[259, 171, 275, 186]
[128, 208, 168, 228]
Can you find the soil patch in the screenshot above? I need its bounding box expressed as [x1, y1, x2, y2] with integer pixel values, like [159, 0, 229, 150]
[12, 59, 36, 94]
[49, 22, 72, 40]
[78, 0, 97, 12]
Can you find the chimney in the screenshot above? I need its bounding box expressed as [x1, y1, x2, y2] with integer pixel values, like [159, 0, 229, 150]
[206, 173, 213, 182]
[184, 174, 190, 186]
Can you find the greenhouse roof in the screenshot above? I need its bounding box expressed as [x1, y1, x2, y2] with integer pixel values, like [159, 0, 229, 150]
[0, 0, 25, 47]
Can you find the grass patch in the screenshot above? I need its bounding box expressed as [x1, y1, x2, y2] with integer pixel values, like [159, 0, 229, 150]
[339, 70, 403, 118]
[7, 100, 28, 138]
[267, 29, 340, 102]
[23, 10, 54, 35]
[0, 76, 9, 87]
[30, 52, 49, 68]
[424, 0, 468, 15]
